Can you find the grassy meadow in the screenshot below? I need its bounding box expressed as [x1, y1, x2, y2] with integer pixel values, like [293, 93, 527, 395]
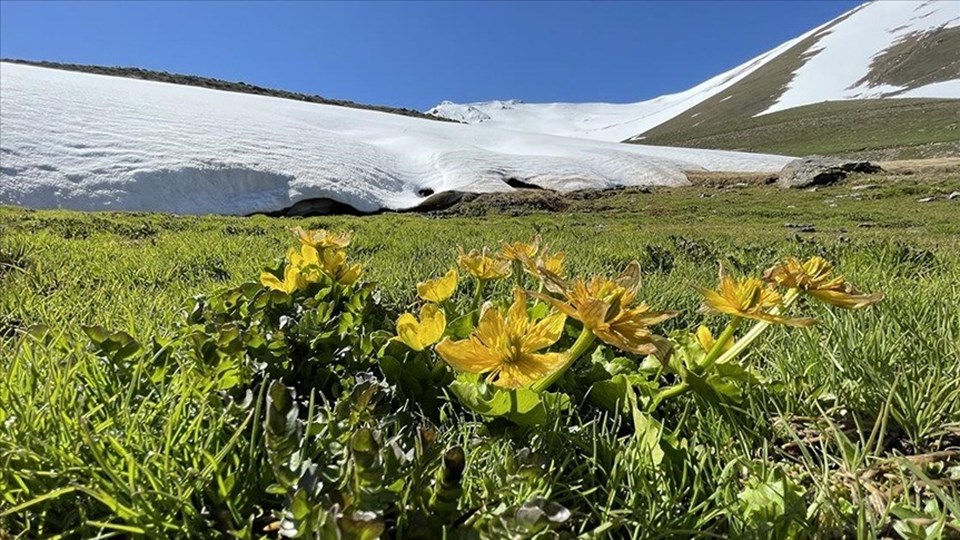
[1, 167, 959, 538]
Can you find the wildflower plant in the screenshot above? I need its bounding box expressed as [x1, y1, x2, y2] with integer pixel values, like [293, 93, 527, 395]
[379, 236, 883, 427]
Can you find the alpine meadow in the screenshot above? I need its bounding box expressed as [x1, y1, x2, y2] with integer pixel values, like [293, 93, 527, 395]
[2, 0, 960, 538]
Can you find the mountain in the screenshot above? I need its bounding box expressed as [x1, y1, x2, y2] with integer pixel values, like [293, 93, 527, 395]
[0, 62, 790, 216]
[428, 1, 960, 158]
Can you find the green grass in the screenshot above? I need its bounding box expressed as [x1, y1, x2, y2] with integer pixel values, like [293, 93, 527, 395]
[2, 175, 959, 538]
[633, 99, 960, 160]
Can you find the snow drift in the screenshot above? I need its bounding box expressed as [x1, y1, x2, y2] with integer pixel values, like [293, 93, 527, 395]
[428, 0, 959, 141]
[0, 62, 790, 215]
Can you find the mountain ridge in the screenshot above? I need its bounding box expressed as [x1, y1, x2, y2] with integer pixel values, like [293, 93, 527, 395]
[427, 0, 960, 156]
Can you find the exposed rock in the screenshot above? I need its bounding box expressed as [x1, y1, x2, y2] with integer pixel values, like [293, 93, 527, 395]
[948, 191, 960, 200]
[504, 177, 544, 190]
[785, 223, 816, 232]
[917, 196, 937, 203]
[260, 197, 365, 217]
[777, 156, 884, 189]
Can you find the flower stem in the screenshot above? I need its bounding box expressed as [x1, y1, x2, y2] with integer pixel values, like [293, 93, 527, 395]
[714, 288, 801, 364]
[531, 327, 595, 392]
[699, 316, 741, 372]
[471, 279, 485, 319]
[653, 380, 690, 406]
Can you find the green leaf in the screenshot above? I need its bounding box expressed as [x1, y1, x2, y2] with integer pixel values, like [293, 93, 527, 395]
[737, 466, 806, 537]
[265, 381, 302, 490]
[633, 411, 666, 467]
[445, 312, 475, 340]
[449, 374, 568, 426]
[82, 325, 142, 362]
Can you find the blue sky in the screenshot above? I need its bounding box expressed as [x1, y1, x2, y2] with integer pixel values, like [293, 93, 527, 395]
[0, 1, 861, 110]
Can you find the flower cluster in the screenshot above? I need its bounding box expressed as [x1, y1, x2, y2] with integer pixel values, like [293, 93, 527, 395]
[258, 231, 883, 424]
[260, 226, 363, 293]
[393, 237, 673, 391]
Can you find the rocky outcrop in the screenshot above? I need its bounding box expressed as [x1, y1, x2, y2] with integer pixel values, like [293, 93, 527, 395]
[777, 156, 883, 188]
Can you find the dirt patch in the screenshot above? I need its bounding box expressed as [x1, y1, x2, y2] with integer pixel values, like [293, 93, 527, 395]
[684, 171, 778, 187]
[436, 189, 570, 217]
[878, 157, 960, 172]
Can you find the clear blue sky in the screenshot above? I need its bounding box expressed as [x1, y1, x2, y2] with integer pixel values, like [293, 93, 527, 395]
[0, 1, 861, 110]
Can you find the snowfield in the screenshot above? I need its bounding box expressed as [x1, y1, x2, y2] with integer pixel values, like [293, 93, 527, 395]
[764, 0, 960, 114]
[429, 0, 960, 141]
[0, 62, 791, 215]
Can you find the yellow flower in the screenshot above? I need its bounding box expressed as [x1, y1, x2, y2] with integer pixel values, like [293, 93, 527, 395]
[531, 262, 676, 356]
[436, 290, 567, 389]
[537, 250, 566, 278]
[417, 268, 458, 303]
[458, 248, 512, 281]
[763, 256, 883, 309]
[318, 248, 363, 286]
[292, 226, 352, 249]
[395, 304, 446, 351]
[695, 325, 731, 354]
[500, 236, 540, 262]
[698, 275, 815, 327]
[260, 265, 307, 294]
[289, 244, 362, 286]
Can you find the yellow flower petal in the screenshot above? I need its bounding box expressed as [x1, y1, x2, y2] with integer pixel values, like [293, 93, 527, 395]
[491, 352, 567, 389]
[260, 271, 285, 292]
[396, 312, 425, 351]
[260, 265, 304, 294]
[523, 311, 567, 353]
[696, 325, 715, 352]
[417, 268, 458, 303]
[529, 262, 673, 356]
[500, 236, 540, 262]
[293, 226, 351, 249]
[539, 250, 565, 277]
[699, 275, 812, 326]
[436, 337, 502, 373]
[458, 248, 512, 281]
[395, 304, 446, 351]
[437, 291, 568, 388]
[764, 256, 882, 310]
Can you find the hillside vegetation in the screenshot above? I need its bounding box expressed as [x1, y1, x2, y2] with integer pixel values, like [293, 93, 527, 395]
[632, 98, 960, 160]
[2, 164, 959, 538]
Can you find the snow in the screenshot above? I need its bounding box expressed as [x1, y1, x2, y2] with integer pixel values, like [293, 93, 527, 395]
[763, 0, 960, 114]
[428, 0, 959, 140]
[0, 62, 791, 215]
[895, 79, 960, 98]
[426, 18, 828, 143]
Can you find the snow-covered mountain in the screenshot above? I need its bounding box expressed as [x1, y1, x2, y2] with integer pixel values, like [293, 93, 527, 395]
[428, 0, 960, 142]
[0, 62, 790, 216]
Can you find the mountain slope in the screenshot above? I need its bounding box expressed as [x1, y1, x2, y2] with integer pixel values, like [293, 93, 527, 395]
[428, 0, 960, 156]
[0, 62, 791, 216]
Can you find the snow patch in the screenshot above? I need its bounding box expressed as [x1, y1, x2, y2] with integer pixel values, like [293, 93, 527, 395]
[0, 63, 792, 215]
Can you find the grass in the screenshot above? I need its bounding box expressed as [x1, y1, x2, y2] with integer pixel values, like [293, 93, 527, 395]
[1, 170, 959, 538]
[632, 99, 960, 160]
